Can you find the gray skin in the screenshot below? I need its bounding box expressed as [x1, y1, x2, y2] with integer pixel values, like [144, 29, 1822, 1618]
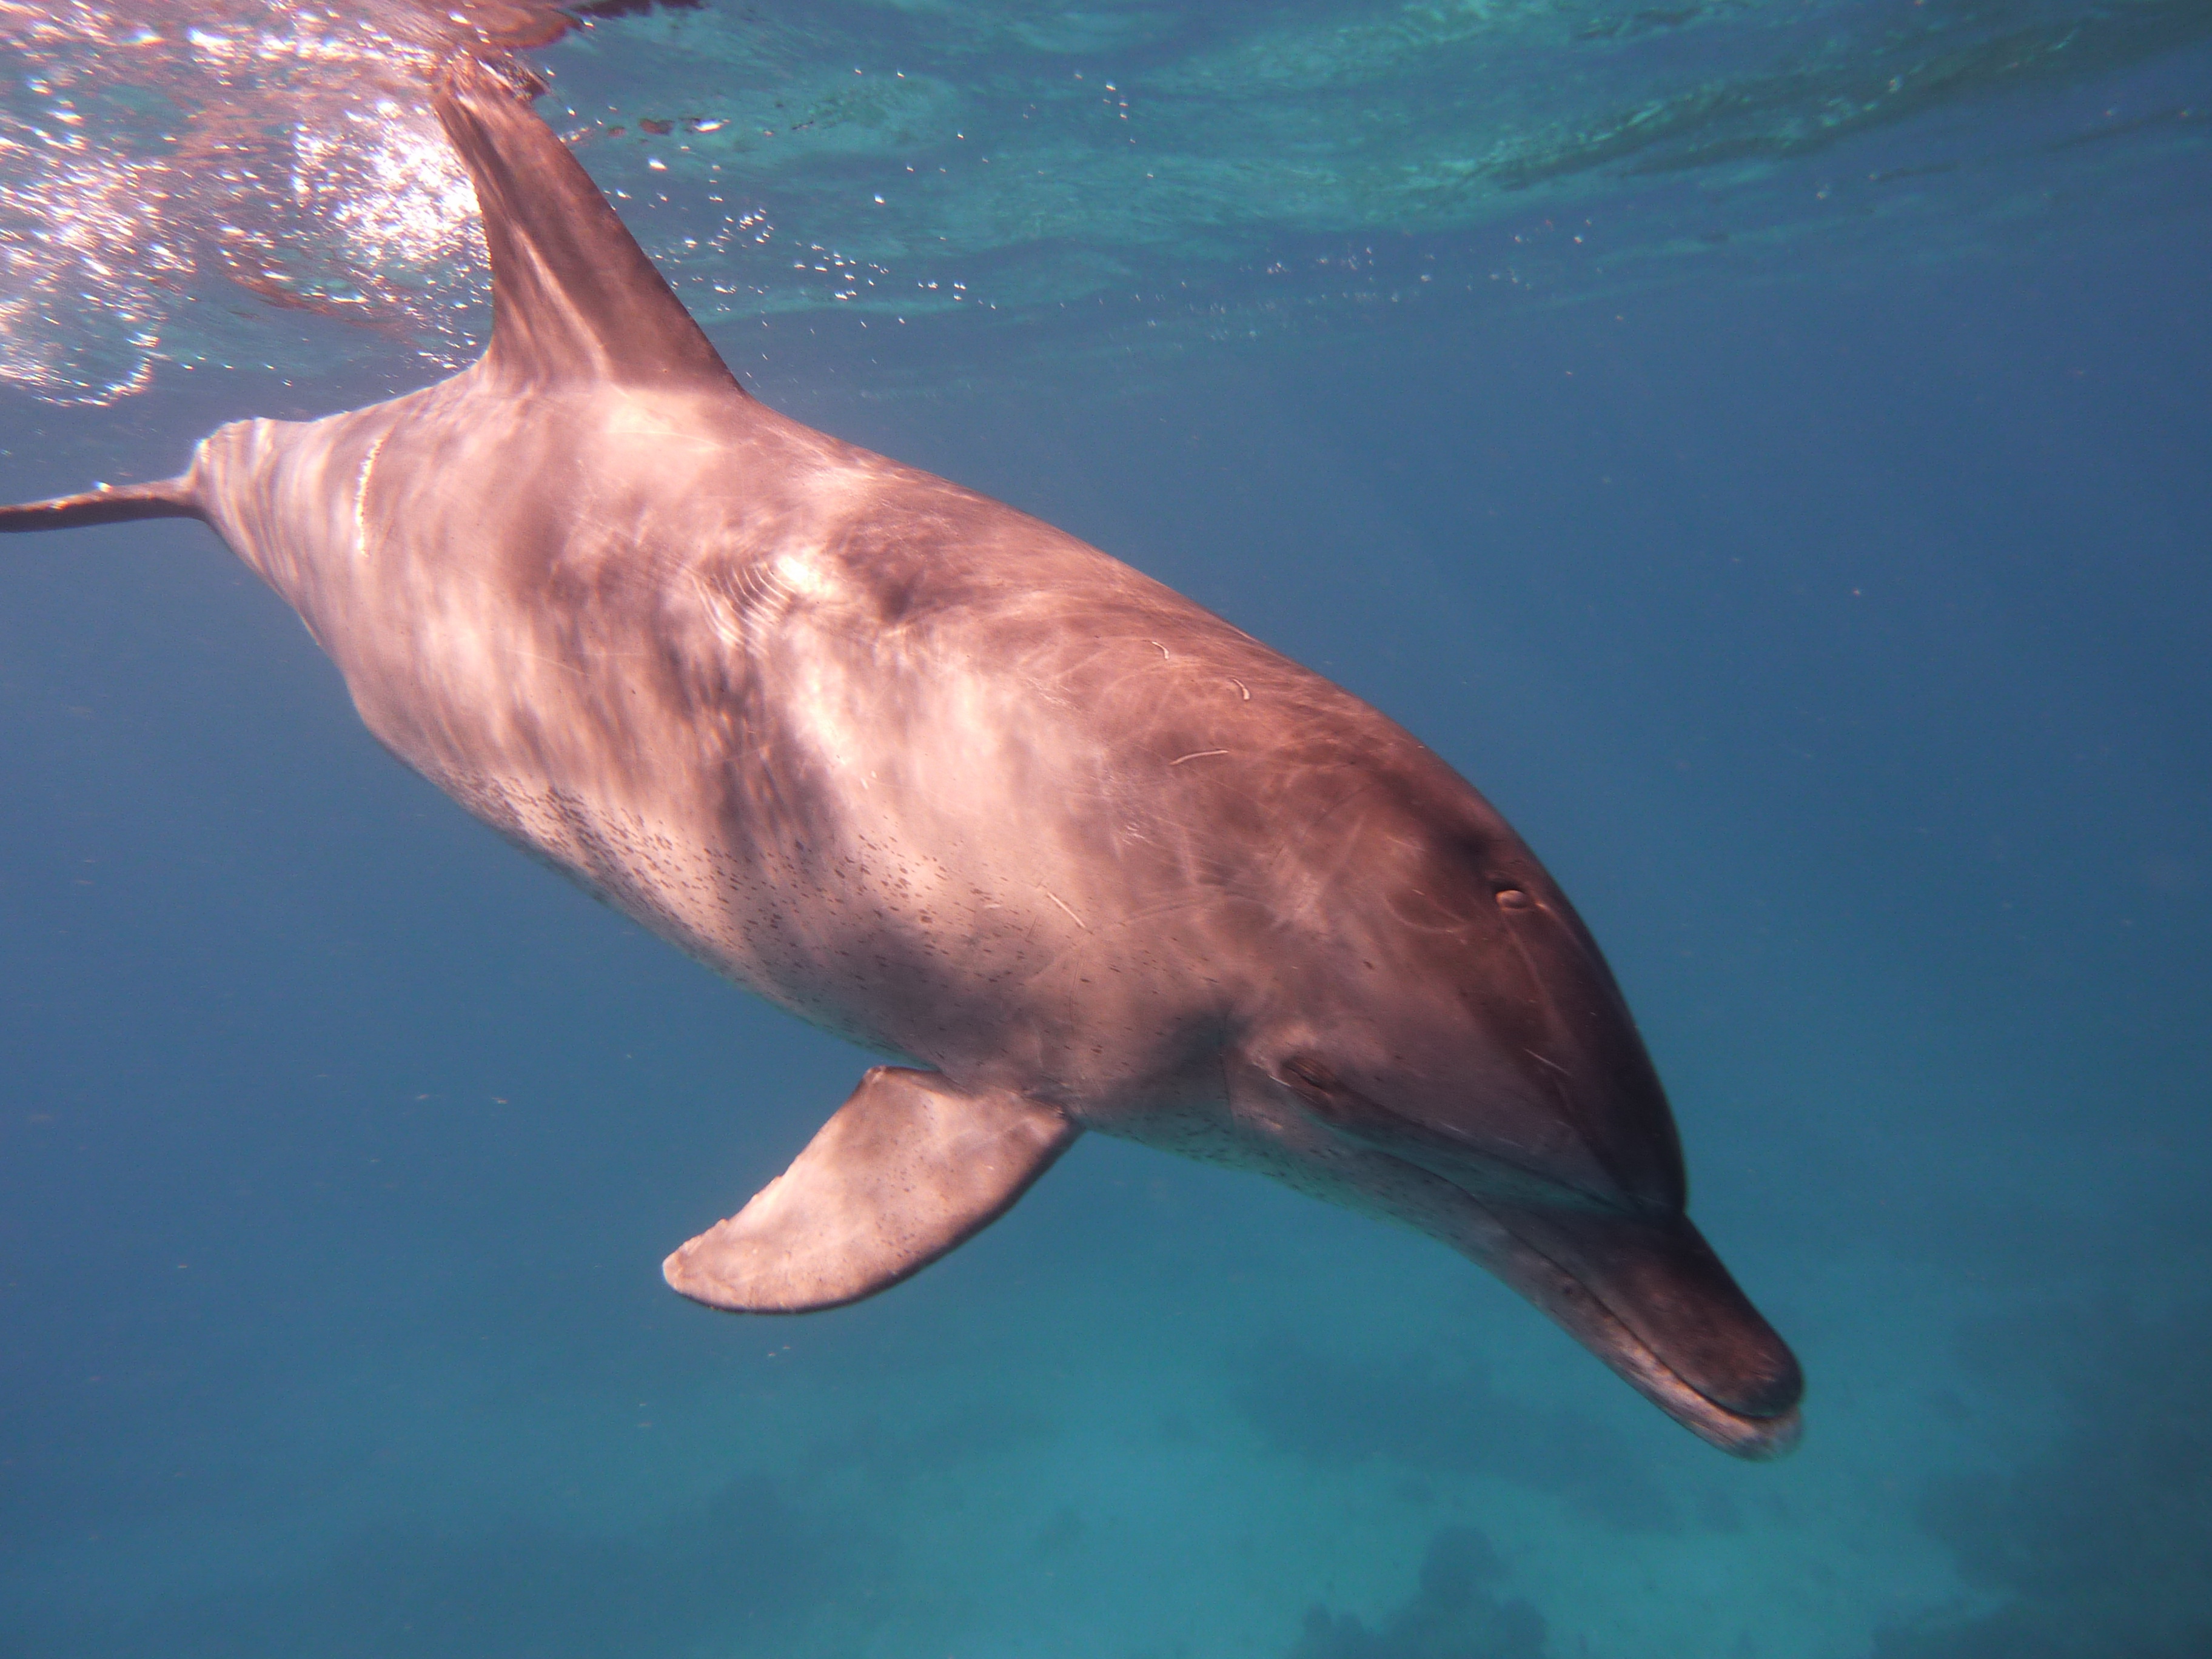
[0, 57, 1801, 1456]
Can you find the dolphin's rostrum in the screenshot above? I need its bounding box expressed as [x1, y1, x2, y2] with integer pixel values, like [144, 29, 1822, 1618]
[0, 56, 1802, 1456]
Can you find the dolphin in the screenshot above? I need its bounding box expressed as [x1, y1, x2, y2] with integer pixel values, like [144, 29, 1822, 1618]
[0, 56, 1801, 1455]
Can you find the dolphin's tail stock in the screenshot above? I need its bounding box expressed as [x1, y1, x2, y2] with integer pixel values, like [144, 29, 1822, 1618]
[0, 476, 204, 534]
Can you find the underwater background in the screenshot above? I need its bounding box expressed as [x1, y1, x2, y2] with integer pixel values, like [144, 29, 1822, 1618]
[2, 2, 2208, 1655]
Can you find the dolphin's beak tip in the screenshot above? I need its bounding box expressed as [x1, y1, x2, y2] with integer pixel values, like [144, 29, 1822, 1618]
[1725, 1407, 1796, 1460]
[1683, 1339, 1805, 1460]
[1712, 1349, 1806, 1423]
[1708, 1401, 1805, 1461]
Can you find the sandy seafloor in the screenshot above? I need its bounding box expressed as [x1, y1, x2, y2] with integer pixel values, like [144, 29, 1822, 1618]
[2, 5, 2209, 1657]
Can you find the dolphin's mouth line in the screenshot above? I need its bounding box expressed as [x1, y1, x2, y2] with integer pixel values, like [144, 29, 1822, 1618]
[1335, 1131, 1800, 1457]
[1269, 1062, 1798, 1453]
[1278, 1056, 1627, 1215]
[1482, 1204, 1803, 1458]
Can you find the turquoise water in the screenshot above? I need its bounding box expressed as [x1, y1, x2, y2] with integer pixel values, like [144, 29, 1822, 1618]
[2, 2, 2208, 1655]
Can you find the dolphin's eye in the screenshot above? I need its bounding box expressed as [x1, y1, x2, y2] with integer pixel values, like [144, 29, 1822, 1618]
[1495, 887, 1532, 910]
[1282, 1055, 1344, 1096]
[1279, 1055, 1366, 1130]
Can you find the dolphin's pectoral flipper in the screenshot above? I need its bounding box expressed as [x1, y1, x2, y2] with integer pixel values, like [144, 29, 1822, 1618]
[663, 1067, 1082, 1313]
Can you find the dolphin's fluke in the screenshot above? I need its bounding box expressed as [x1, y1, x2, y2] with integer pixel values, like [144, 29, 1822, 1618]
[432, 56, 742, 394]
[663, 1068, 1082, 1313]
[0, 477, 203, 534]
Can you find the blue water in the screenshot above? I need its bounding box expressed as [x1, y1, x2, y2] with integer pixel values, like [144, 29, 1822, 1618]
[3, 4, 2209, 1655]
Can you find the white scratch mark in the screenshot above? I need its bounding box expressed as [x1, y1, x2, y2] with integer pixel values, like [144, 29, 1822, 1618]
[351, 429, 389, 556]
[1524, 1048, 1574, 1079]
[1039, 887, 1090, 931]
[1147, 638, 1170, 658]
[1170, 749, 1229, 766]
[1230, 679, 1249, 700]
[506, 647, 587, 679]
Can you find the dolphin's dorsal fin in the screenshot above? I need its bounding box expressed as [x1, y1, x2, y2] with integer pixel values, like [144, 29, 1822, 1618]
[663, 1067, 1081, 1312]
[434, 57, 743, 394]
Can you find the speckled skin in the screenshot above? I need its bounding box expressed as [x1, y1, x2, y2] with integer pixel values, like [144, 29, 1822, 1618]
[0, 59, 1801, 1456]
